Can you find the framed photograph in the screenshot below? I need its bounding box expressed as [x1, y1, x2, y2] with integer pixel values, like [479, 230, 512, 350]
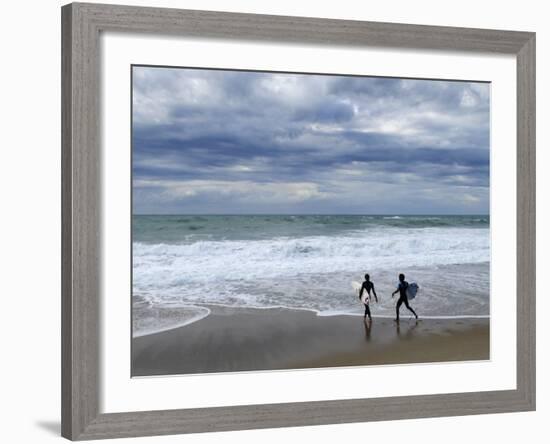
[61, 2, 535, 440]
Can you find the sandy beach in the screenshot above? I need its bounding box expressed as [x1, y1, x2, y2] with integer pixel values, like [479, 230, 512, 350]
[132, 306, 489, 377]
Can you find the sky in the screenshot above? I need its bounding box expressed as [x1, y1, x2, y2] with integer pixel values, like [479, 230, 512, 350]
[132, 66, 490, 215]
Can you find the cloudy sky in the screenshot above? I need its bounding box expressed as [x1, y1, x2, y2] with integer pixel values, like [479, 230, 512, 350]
[132, 66, 490, 215]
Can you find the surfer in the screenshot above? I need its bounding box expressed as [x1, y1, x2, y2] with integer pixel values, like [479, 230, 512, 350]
[391, 273, 418, 322]
[359, 274, 378, 321]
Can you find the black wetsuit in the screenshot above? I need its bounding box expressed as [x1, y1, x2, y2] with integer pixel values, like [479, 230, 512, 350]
[396, 280, 418, 320]
[360, 281, 374, 320]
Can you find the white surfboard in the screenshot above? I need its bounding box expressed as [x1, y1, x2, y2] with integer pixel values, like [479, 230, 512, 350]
[407, 282, 419, 300]
[352, 281, 369, 304]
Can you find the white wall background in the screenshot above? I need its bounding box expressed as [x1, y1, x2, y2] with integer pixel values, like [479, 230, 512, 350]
[0, 1, 546, 443]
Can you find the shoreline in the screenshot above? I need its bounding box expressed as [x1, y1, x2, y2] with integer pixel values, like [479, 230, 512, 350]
[132, 305, 490, 377]
[132, 261, 490, 332]
[133, 303, 490, 339]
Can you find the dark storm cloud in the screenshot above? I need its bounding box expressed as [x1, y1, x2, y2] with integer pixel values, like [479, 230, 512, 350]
[132, 67, 490, 214]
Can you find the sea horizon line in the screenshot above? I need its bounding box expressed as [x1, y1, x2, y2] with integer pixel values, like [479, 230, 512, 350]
[132, 213, 490, 217]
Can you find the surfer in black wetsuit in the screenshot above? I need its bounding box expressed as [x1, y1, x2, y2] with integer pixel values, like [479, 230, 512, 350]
[359, 274, 378, 321]
[391, 273, 418, 322]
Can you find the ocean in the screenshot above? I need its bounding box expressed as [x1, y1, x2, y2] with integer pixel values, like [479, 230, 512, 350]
[132, 215, 490, 337]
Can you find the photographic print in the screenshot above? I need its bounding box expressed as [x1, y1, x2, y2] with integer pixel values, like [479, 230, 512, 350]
[131, 66, 490, 377]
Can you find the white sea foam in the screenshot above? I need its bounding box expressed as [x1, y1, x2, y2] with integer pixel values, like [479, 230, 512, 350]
[133, 303, 210, 337]
[133, 227, 489, 282]
[132, 227, 490, 319]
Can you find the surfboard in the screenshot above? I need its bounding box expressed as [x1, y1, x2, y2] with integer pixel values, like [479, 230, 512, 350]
[407, 282, 419, 300]
[352, 281, 369, 304]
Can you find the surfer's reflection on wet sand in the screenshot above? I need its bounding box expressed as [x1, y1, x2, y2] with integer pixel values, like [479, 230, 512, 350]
[396, 320, 419, 339]
[363, 318, 373, 342]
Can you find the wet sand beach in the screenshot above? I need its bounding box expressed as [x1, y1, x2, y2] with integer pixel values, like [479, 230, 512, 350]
[132, 306, 489, 377]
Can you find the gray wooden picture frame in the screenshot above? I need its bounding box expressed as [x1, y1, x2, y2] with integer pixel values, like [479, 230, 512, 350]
[61, 2, 536, 440]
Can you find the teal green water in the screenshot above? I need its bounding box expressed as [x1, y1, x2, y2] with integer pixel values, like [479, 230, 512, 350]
[133, 214, 489, 244]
